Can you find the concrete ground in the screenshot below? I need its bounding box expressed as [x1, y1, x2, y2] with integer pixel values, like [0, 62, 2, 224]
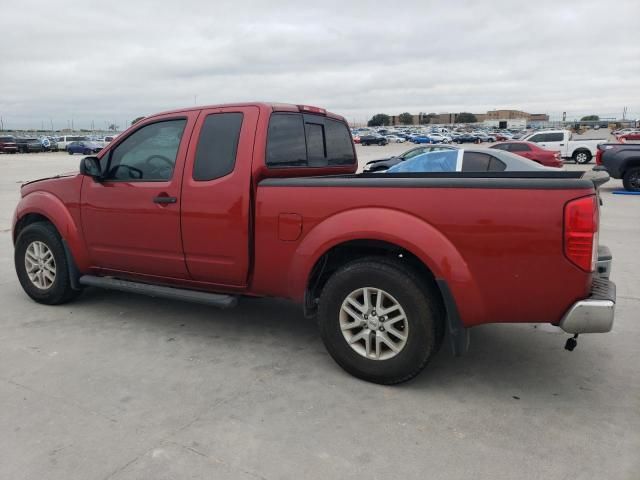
[0, 142, 638, 480]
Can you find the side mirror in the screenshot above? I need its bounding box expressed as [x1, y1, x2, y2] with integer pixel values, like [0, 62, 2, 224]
[79, 156, 102, 181]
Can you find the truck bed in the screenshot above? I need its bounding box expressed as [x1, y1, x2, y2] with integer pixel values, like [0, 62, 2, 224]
[253, 171, 595, 328]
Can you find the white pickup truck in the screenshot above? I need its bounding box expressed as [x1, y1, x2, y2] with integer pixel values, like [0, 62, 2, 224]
[522, 130, 607, 164]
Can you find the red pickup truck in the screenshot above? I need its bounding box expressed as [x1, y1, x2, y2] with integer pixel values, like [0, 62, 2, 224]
[12, 102, 616, 384]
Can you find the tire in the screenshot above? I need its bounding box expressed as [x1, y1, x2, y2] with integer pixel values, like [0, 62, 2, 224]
[68, 150, 73, 155]
[622, 167, 640, 192]
[318, 257, 444, 385]
[14, 222, 82, 305]
[573, 150, 592, 164]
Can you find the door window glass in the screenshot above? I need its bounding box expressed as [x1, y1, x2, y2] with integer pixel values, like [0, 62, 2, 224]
[105, 119, 186, 181]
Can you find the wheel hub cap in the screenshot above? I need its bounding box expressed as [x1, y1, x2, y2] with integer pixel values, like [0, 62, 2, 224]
[24, 240, 56, 290]
[339, 287, 409, 360]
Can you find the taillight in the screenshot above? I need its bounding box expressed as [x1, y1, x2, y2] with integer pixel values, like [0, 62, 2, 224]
[564, 196, 598, 272]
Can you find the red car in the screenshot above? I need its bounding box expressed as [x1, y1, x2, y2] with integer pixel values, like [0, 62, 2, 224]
[618, 131, 640, 141]
[12, 102, 615, 384]
[490, 141, 563, 168]
[0, 135, 18, 153]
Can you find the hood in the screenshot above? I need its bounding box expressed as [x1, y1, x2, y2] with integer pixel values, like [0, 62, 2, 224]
[20, 172, 77, 192]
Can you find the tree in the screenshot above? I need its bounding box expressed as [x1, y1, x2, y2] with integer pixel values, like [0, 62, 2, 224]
[131, 116, 145, 125]
[108, 123, 119, 131]
[580, 115, 599, 121]
[456, 112, 477, 123]
[398, 112, 414, 125]
[367, 113, 391, 127]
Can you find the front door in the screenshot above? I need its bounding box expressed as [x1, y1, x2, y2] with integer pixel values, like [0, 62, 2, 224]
[81, 113, 198, 279]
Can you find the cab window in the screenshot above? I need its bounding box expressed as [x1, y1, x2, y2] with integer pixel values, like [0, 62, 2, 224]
[266, 113, 355, 168]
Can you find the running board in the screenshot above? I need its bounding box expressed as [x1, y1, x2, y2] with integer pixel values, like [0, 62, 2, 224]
[79, 275, 238, 308]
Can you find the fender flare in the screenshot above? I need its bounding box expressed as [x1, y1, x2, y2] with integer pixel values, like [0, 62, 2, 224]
[287, 207, 485, 326]
[14, 191, 90, 272]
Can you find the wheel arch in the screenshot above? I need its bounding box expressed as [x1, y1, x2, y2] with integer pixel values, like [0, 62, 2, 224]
[288, 207, 484, 328]
[13, 191, 90, 272]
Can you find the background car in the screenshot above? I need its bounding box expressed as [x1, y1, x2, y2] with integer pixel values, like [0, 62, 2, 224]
[426, 133, 450, 143]
[412, 135, 438, 144]
[385, 135, 406, 143]
[39, 136, 59, 152]
[473, 132, 496, 142]
[385, 147, 559, 173]
[57, 135, 89, 151]
[67, 141, 102, 155]
[490, 141, 563, 168]
[0, 135, 18, 153]
[363, 144, 458, 172]
[16, 138, 44, 153]
[453, 133, 480, 144]
[618, 131, 640, 141]
[359, 135, 388, 146]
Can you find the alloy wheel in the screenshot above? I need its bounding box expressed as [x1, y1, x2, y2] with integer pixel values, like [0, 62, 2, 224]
[24, 241, 56, 290]
[339, 287, 409, 360]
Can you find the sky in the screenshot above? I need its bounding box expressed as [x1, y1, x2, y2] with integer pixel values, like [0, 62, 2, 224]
[1, 0, 639, 130]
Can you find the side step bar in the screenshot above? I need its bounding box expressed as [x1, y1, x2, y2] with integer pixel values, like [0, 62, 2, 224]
[79, 275, 238, 308]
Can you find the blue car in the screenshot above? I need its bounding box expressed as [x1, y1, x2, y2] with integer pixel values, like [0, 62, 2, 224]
[67, 141, 102, 155]
[412, 135, 436, 144]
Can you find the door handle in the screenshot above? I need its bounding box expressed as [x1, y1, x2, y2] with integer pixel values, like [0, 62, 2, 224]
[153, 195, 177, 204]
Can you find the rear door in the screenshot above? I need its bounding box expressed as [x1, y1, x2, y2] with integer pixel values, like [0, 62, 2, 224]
[180, 106, 259, 286]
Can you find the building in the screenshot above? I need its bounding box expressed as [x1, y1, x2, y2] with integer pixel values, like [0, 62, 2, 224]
[390, 109, 549, 126]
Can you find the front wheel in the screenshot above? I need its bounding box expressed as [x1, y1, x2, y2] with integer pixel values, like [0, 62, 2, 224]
[318, 258, 444, 384]
[623, 167, 640, 192]
[14, 222, 82, 305]
[68, 150, 74, 155]
[573, 150, 592, 164]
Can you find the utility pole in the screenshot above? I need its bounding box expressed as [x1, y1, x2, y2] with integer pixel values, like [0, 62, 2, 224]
[1, 116, 4, 131]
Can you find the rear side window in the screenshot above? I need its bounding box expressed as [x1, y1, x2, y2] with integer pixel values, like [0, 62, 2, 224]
[266, 113, 355, 168]
[462, 152, 491, 171]
[488, 157, 506, 171]
[509, 143, 530, 152]
[193, 113, 243, 181]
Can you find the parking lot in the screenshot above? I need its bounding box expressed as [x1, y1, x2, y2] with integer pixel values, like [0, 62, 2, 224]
[1, 148, 638, 479]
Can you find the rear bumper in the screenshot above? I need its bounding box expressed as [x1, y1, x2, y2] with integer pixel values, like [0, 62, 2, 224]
[558, 246, 615, 334]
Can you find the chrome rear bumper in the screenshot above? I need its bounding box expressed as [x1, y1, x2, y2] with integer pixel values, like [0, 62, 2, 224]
[559, 245, 615, 334]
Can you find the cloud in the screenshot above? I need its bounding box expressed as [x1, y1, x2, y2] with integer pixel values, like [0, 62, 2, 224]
[1, 0, 639, 129]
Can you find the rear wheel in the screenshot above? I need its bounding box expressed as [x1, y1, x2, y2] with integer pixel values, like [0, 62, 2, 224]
[573, 150, 592, 164]
[68, 150, 73, 155]
[623, 167, 640, 192]
[14, 222, 81, 305]
[318, 258, 444, 385]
